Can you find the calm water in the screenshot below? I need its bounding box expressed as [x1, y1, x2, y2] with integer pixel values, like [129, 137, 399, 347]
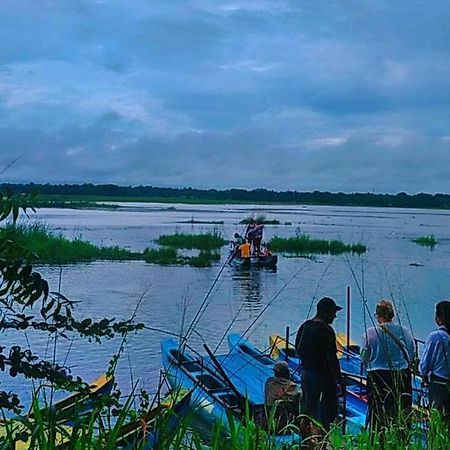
[4, 202, 450, 405]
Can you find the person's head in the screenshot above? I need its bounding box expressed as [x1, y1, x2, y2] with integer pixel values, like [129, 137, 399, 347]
[375, 299, 395, 324]
[316, 296, 342, 324]
[273, 361, 290, 380]
[435, 300, 450, 330]
[234, 233, 240, 239]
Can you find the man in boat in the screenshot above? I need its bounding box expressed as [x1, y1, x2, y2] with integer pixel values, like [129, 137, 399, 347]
[265, 361, 302, 429]
[295, 297, 344, 431]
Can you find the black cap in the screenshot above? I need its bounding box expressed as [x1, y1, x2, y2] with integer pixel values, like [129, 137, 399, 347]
[317, 296, 343, 312]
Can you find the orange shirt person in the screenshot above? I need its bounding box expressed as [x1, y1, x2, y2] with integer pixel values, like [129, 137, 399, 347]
[239, 241, 251, 258]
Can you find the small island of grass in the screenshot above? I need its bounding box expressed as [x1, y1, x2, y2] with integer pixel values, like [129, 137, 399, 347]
[156, 231, 226, 250]
[269, 234, 366, 255]
[413, 234, 438, 248]
[1, 224, 141, 264]
[240, 215, 280, 225]
[2, 225, 224, 267]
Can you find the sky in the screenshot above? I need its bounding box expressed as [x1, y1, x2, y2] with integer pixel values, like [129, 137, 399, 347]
[0, 0, 449, 193]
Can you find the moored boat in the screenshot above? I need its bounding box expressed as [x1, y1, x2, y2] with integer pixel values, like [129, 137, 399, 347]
[227, 333, 367, 435]
[161, 338, 301, 447]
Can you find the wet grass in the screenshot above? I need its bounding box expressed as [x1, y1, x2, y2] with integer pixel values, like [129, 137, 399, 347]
[413, 234, 437, 248]
[156, 231, 227, 250]
[1, 224, 140, 264]
[0, 224, 222, 267]
[269, 234, 367, 255]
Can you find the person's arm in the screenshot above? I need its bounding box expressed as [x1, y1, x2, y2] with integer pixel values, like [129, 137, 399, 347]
[419, 334, 435, 379]
[404, 327, 416, 362]
[360, 329, 372, 367]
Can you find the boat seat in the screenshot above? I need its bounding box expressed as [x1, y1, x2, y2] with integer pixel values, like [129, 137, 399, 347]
[196, 374, 227, 393]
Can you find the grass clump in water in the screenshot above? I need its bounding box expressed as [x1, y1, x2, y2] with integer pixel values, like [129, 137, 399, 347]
[143, 247, 180, 265]
[413, 234, 437, 248]
[1, 224, 140, 264]
[156, 231, 226, 250]
[269, 234, 366, 255]
[186, 250, 221, 267]
[240, 215, 280, 225]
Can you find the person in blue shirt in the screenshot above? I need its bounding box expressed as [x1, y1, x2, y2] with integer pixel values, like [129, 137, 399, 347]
[420, 300, 450, 422]
[361, 299, 415, 436]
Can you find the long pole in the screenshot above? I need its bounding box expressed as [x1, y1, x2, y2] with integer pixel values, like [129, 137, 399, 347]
[285, 326, 290, 362]
[346, 286, 351, 360]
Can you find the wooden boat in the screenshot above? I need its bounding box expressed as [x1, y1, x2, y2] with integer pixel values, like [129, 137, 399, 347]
[227, 333, 367, 435]
[161, 338, 301, 447]
[0, 374, 114, 448]
[112, 389, 192, 449]
[229, 253, 278, 270]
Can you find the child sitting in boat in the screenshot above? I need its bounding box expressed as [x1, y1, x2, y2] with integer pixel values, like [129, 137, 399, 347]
[265, 361, 302, 430]
[238, 239, 251, 258]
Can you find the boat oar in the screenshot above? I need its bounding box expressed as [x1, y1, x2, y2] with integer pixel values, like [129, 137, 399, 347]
[226, 246, 239, 266]
[202, 344, 245, 405]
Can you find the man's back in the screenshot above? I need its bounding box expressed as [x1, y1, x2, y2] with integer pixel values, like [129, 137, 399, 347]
[295, 319, 339, 376]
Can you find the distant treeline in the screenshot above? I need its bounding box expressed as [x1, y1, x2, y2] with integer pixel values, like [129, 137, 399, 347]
[2, 183, 450, 209]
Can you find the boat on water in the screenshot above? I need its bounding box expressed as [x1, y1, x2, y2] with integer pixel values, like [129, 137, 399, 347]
[226, 333, 367, 435]
[268, 334, 425, 406]
[269, 334, 364, 381]
[0, 374, 114, 449]
[161, 338, 302, 447]
[229, 253, 278, 270]
[112, 389, 192, 450]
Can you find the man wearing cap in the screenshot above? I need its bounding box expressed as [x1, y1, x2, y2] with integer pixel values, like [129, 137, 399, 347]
[265, 361, 302, 429]
[295, 296, 343, 431]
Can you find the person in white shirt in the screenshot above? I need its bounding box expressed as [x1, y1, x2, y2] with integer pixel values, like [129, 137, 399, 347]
[361, 299, 415, 435]
[420, 300, 450, 422]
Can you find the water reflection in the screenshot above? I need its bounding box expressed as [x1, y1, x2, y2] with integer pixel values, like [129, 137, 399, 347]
[231, 269, 264, 313]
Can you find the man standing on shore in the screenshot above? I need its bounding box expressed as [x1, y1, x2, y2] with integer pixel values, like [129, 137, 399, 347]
[295, 297, 343, 432]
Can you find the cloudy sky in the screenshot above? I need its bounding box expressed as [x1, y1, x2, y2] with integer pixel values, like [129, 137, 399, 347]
[0, 0, 449, 193]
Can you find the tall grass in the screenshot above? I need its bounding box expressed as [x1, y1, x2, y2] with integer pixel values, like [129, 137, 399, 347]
[156, 232, 227, 250]
[269, 234, 367, 255]
[0, 224, 141, 264]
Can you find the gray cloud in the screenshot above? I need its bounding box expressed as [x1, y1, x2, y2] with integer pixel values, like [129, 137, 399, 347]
[0, 0, 449, 193]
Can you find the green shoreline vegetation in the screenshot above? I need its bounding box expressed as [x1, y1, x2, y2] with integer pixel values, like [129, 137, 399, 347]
[3, 225, 224, 267]
[269, 234, 367, 255]
[4, 183, 450, 209]
[413, 234, 438, 248]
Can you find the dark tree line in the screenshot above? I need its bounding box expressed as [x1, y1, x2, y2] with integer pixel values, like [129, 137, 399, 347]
[2, 183, 450, 210]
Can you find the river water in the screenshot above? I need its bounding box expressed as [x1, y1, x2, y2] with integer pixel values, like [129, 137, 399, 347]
[4, 202, 450, 406]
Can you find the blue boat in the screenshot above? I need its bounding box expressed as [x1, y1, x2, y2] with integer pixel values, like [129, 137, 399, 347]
[161, 338, 301, 447]
[227, 333, 367, 435]
[267, 334, 425, 407]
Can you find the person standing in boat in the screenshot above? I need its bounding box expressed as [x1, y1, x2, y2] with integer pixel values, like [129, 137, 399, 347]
[295, 297, 344, 431]
[420, 300, 450, 423]
[361, 299, 415, 436]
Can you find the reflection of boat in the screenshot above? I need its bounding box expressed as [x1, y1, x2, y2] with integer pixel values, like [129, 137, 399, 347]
[227, 334, 366, 435]
[229, 254, 278, 270]
[161, 338, 301, 447]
